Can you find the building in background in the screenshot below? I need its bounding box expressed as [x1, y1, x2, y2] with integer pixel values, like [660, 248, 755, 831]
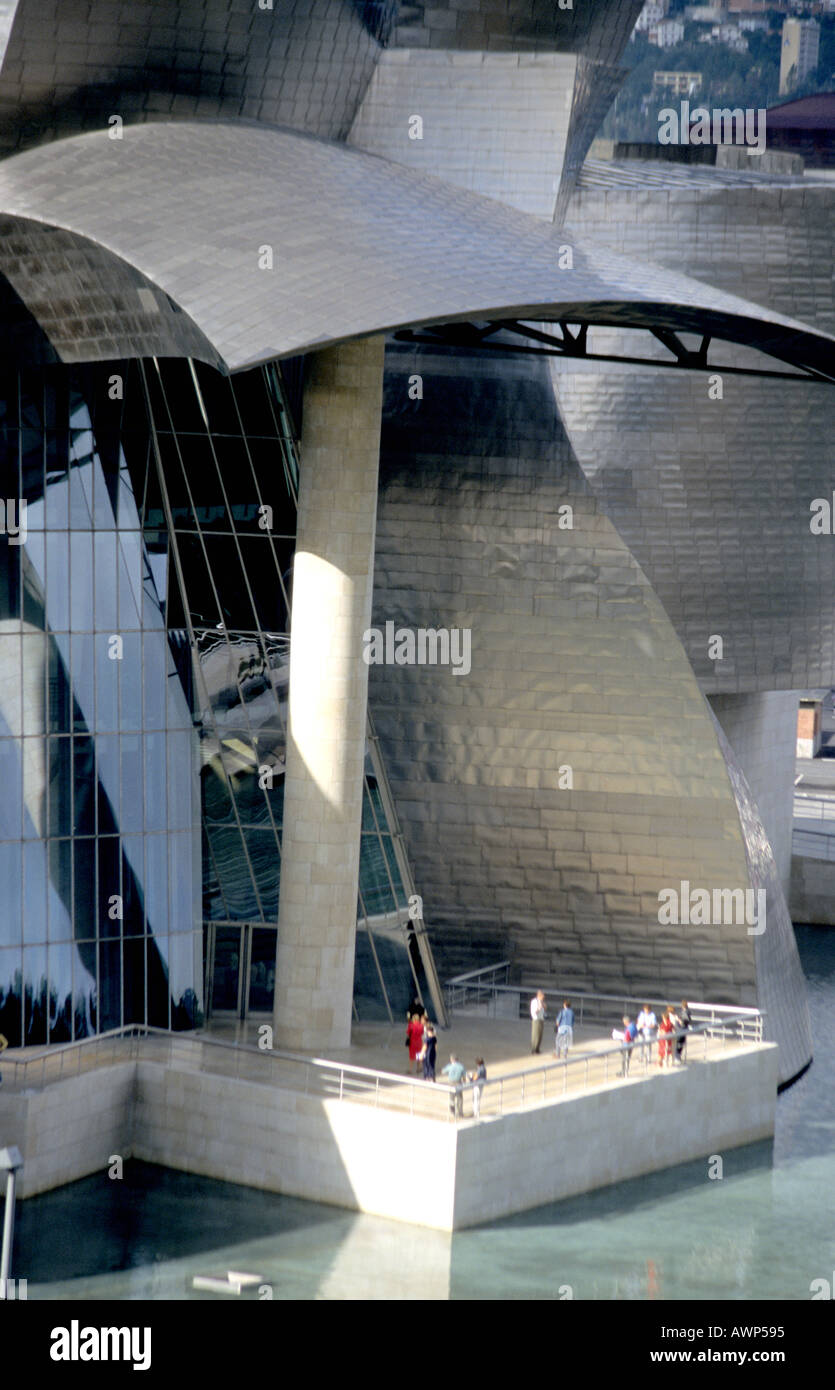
[780, 16, 821, 94]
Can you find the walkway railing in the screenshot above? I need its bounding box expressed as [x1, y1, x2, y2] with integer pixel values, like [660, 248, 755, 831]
[458, 1014, 761, 1121]
[0, 1012, 765, 1123]
[444, 966, 763, 1044]
[445, 959, 511, 1012]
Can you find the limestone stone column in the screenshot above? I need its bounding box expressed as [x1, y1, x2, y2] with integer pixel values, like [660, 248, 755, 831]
[273, 336, 384, 1052]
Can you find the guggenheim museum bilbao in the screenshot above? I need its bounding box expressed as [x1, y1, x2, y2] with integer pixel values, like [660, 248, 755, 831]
[0, 0, 831, 1090]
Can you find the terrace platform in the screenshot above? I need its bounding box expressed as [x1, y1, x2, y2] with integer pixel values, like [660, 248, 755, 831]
[0, 1004, 778, 1230]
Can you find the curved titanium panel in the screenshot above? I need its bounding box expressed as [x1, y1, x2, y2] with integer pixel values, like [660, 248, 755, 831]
[711, 712, 812, 1084]
[0, 0, 394, 153]
[370, 344, 808, 1072]
[0, 122, 832, 373]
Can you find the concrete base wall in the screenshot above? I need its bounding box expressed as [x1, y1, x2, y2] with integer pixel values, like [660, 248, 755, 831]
[1, 1065, 135, 1198]
[454, 1043, 777, 1226]
[790, 854, 835, 925]
[0, 1044, 777, 1229]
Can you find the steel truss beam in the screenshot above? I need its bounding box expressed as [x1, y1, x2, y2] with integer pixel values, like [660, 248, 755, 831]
[393, 319, 834, 385]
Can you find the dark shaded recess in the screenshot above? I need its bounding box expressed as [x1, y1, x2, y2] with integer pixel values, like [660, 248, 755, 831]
[381, 341, 583, 477]
[13, 1159, 345, 1284]
[276, 353, 305, 438]
[0, 271, 60, 369]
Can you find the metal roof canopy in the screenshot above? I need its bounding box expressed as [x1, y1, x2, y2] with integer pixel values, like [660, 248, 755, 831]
[0, 122, 831, 379]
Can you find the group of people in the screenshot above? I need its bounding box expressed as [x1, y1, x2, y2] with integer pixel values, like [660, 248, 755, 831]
[614, 1002, 692, 1073]
[405, 1005, 487, 1118]
[530, 991, 693, 1075]
[530, 991, 575, 1057]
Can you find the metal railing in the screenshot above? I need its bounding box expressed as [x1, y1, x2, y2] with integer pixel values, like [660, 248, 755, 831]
[0, 1009, 765, 1124]
[444, 967, 763, 1041]
[451, 1013, 763, 1121]
[445, 960, 511, 1012]
[793, 792, 835, 822]
[793, 825, 835, 862]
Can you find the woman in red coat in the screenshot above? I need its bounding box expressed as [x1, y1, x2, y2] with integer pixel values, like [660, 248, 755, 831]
[407, 1012, 426, 1074]
[657, 1008, 674, 1068]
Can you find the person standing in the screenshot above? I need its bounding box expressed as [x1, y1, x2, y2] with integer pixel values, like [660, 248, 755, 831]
[554, 999, 575, 1058]
[441, 1054, 467, 1117]
[469, 1057, 487, 1119]
[406, 1011, 425, 1075]
[420, 1023, 437, 1082]
[530, 990, 546, 1054]
[657, 1008, 674, 1068]
[675, 1000, 692, 1064]
[620, 1015, 638, 1076]
[637, 1003, 656, 1067]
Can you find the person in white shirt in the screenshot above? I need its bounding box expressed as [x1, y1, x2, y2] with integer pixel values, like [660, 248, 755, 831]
[530, 990, 546, 1054]
[636, 1004, 657, 1066]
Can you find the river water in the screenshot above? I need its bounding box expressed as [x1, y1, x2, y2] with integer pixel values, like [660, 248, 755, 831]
[16, 926, 835, 1301]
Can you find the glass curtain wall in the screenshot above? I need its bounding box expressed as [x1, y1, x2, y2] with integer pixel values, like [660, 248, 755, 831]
[0, 354, 432, 1044]
[0, 363, 200, 1045]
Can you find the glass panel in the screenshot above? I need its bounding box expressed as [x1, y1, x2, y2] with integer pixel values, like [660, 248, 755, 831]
[245, 827, 278, 920]
[44, 447, 70, 531]
[94, 529, 118, 630]
[97, 836, 121, 938]
[157, 360, 205, 433]
[122, 934, 146, 1027]
[248, 438, 297, 536]
[68, 460, 94, 529]
[72, 735, 95, 835]
[247, 927, 275, 1013]
[46, 634, 71, 732]
[47, 838, 73, 941]
[120, 734, 143, 832]
[73, 837, 95, 939]
[21, 630, 45, 735]
[144, 732, 166, 831]
[47, 736, 72, 837]
[98, 939, 122, 1031]
[117, 529, 144, 628]
[206, 825, 258, 920]
[230, 369, 279, 438]
[70, 531, 94, 628]
[169, 830, 196, 933]
[0, 946, 23, 1048]
[167, 730, 195, 833]
[44, 529, 70, 632]
[96, 632, 119, 732]
[195, 363, 241, 435]
[141, 630, 166, 731]
[21, 428, 43, 506]
[202, 535, 256, 630]
[0, 738, 22, 840]
[23, 943, 48, 1043]
[171, 931, 202, 1028]
[121, 834, 146, 937]
[147, 932, 171, 1029]
[176, 532, 222, 629]
[0, 841, 22, 949]
[144, 832, 169, 937]
[48, 940, 73, 1042]
[181, 436, 229, 530]
[119, 631, 143, 731]
[211, 926, 242, 1012]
